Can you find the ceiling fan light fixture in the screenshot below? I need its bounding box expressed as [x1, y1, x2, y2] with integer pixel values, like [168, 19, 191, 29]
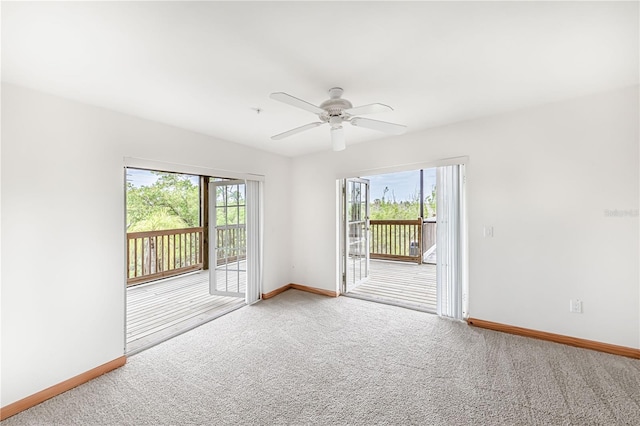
[331, 126, 345, 151]
[329, 115, 342, 127]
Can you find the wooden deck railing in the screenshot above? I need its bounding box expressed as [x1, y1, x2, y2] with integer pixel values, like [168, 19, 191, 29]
[370, 219, 423, 263]
[127, 227, 204, 286]
[127, 225, 248, 286]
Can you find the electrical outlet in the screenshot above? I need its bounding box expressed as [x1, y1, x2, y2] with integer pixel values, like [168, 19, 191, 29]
[569, 299, 583, 313]
[483, 226, 494, 238]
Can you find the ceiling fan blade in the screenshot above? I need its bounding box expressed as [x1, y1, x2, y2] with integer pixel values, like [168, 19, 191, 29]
[270, 92, 325, 115]
[271, 122, 324, 140]
[350, 117, 407, 135]
[343, 103, 393, 116]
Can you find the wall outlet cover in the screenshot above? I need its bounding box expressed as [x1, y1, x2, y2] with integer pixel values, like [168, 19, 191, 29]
[570, 299, 583, 313]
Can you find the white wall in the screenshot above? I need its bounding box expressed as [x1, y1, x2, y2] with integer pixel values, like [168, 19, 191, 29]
[0, 84, 292, 406]
[291, 86, 639, 349]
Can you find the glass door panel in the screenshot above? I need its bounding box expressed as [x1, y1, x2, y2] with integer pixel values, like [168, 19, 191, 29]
[209, 179, 246, 297]
[344, 178, 370, 292]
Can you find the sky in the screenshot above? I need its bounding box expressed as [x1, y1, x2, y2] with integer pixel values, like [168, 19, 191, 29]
[126, 167, 436, 202]
[363, 168, 436, 202]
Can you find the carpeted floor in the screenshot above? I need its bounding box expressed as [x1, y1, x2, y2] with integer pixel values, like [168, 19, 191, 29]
[4, 289, 640, 425]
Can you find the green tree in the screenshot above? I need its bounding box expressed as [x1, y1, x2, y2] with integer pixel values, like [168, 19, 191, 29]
[215, 184, 246, 226]
[369, 196, 420, 220]
[127, 171, 200, 231]
[424, 185, 437, 218]
[127, 208, 188, 232]
[369, 185, 436, 220]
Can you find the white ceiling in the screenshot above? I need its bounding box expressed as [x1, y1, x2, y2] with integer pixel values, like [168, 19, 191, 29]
[2, 1, 638, 157]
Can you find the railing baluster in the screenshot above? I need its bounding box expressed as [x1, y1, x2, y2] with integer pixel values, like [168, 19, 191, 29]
[171, 233, 174, 270]
[141, 238, 144, 275]
[187, 232, 191, 266]
[162, 235, 165, 272]
[195, 231, 198, 264]
[134, 238, 138, 277]
[395, 225, 398, 256]
[158, 235, 163, 272]
[369, 219, 422, 263]
[173, 233, 177, 270]
[146, 236, 149, 274]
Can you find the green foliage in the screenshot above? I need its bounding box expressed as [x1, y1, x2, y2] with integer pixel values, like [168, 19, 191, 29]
[215, 185, 245, 226]
[127, 209, 188, 232]
[369, 185, 437, 220]
[424, 185, 437, 218]
[127, 171, 200, 231]
[370, 199, 419, 220]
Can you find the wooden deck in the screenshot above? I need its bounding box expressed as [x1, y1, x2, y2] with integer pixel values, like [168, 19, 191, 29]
[127, 266, 246, 354]
[348, 260, 436, 312]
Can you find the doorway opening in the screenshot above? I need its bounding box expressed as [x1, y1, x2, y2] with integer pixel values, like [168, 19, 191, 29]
[340, 164, 466, 318]
[125, 169, 250, 354]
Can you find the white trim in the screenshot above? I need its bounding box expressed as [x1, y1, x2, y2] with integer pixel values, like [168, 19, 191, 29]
[336, 156, 469, 179]
[123, 157, 265, 181]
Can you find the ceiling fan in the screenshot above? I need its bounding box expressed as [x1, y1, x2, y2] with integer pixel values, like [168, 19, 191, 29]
[269, 87, 407, 151]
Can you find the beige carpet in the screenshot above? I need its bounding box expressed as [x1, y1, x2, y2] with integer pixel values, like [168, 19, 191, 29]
[4, 290, 639, 425]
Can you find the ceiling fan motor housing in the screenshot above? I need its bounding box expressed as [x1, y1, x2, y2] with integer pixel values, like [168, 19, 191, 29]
[319, 87, 353, 121]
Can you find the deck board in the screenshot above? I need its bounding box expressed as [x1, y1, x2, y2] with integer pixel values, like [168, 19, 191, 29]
[126, 266, 245, 354]
[349, 260, 436, 311]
